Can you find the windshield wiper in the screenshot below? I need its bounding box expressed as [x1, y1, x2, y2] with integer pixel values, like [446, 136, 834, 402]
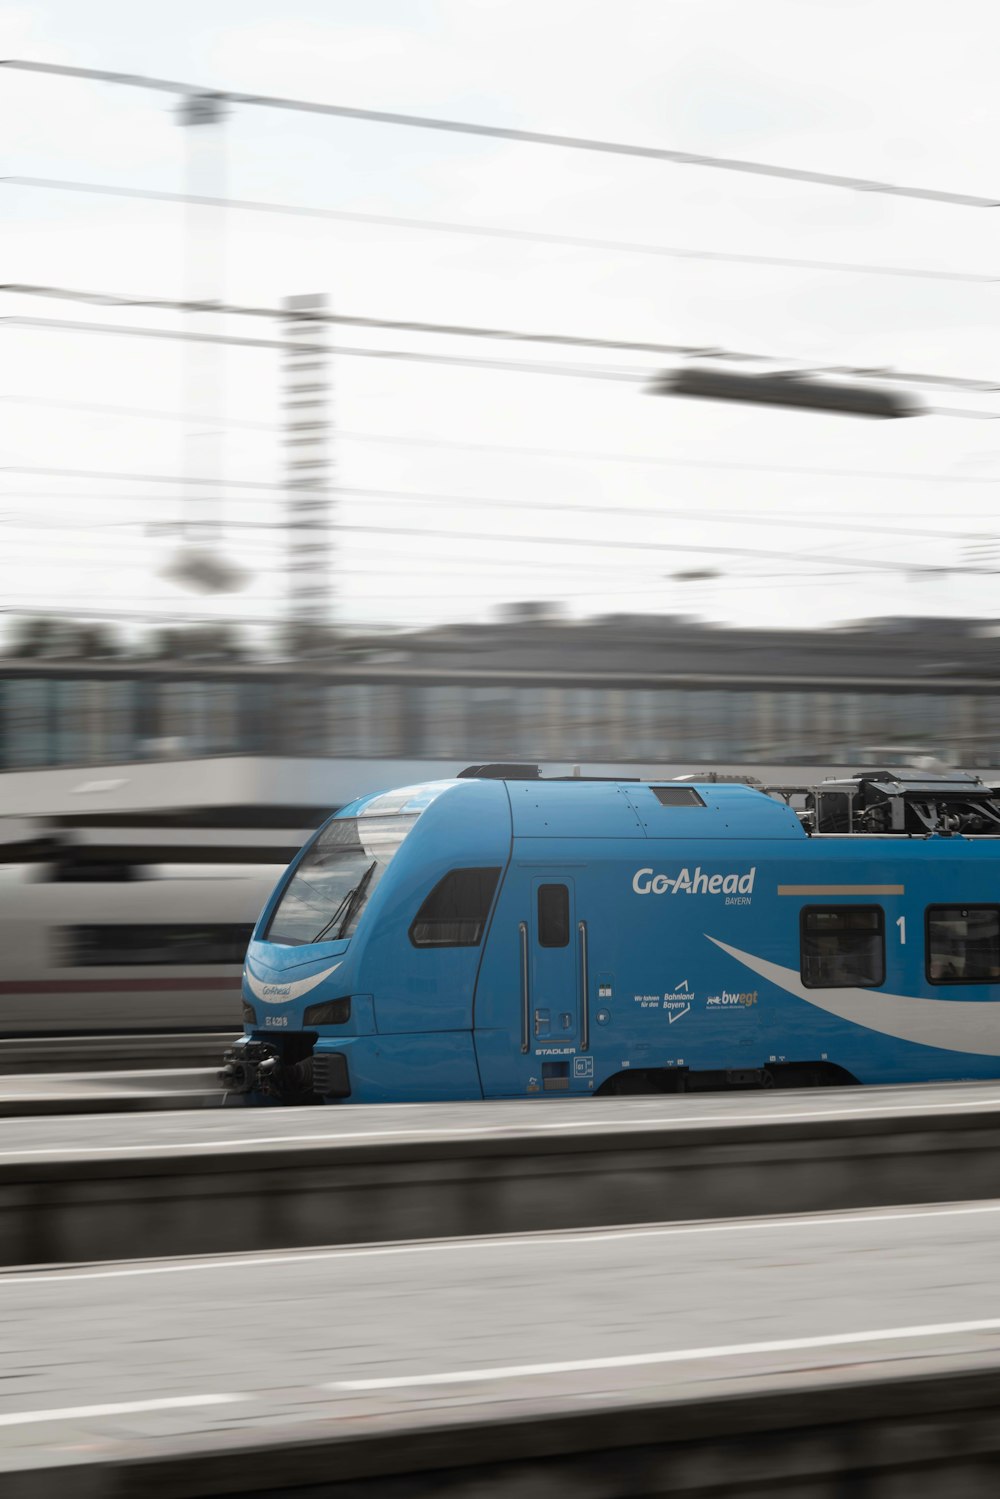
[308, 861, 377, 944]
[336, 860, 378, 939]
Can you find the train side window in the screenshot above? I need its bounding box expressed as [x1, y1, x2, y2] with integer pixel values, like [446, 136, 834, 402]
[59, 924, 253, 966]
[409, 867, 500, 948]
[800, 907, 884, 988]
[926, 906, 1000, 983]
[537, 883, 570, 947]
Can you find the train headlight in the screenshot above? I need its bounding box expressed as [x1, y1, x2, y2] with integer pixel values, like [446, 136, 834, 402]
[242, 1000, 258, 1025]
[303, 996, 351, 1026]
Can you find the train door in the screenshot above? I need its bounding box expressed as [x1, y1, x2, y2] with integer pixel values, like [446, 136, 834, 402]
[529, 876, 580, 1046]
[473, 869, 595, 1097]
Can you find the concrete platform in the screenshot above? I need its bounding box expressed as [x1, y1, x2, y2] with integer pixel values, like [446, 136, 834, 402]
[0, 1069, 223, 1117]
[4, 1200, 1000, 1497]
[5, 1082, 1000, 1266]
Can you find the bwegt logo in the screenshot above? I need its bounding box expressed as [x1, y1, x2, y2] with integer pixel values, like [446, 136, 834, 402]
[632, 867, 756, 896]
[707, 989, 759, 1007]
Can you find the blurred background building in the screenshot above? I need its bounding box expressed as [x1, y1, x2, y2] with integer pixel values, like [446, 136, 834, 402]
[2, 610, 998, 772]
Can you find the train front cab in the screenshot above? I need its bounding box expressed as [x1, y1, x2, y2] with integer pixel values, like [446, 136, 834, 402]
[224, 777, 513, 1104]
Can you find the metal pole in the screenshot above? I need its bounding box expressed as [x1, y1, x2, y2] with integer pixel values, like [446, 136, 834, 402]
[178, 91, 226, 544]
[164, 92, 243, 594]
[283, 293, 333, 637]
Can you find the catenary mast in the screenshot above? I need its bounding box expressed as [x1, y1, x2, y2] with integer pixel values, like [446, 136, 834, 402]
[283, 293, 333, 635]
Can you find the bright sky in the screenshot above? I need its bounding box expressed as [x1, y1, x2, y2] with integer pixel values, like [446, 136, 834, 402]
[2, 0, 999, 636]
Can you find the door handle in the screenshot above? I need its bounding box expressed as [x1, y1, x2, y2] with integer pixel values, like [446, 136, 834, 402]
[578, 919, 590, 1053]
[518, 921, 530, 1054]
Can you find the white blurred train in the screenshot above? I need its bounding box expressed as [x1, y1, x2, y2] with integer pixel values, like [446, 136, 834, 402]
[0, 753, 497, 1053]
[0, 754, 346, 1051]
[0, 859, 278, 1038]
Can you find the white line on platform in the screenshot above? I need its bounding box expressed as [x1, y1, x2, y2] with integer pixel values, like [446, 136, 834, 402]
[2, 1199, 999, 1288]
[329, 1316, 1000, 1390]
[6, 1092, 1000, 1157]
[0, 1393, 243, 1426]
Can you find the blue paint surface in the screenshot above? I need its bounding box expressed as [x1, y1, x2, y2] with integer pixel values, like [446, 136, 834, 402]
[241, 776, 1000, 1103]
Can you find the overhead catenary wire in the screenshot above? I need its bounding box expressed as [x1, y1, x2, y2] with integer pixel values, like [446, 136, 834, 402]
[8, 308, 990, 414]
[5, 284, 999, 392]
[0, 391, 277, 431]
[1, 315, 646, 383]
[316, 427, 1000, 486]
[0, 526, 963, 589]
[0, 532, 659, 576]
[0, 542, 678, 581]
[0, 525, 868, 583]
[3, 59, 997, 208]
[0, 482, 991, 544]
[1, 282, 768, 364]
[1, 462, 289, 491]
[0, 496, 984, 576]
[4, 175, 996, 287]
[4, 447, 999, 493]
[3, 399, 1000, 493]
[0, 530, 875, 584]
[6, 512, 979, 577]
[0, 531, 878, 587]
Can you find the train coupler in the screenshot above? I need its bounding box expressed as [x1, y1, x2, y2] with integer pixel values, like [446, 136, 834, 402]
[219, 1038, 314, 1101]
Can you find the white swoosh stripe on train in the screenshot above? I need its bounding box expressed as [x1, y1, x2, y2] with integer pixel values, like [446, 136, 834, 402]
[243, 961, 342, 1004]
[707, 936, 1000, 1056]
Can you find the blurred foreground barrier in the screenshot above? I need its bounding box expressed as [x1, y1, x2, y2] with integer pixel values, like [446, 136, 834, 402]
[6, 1365, 1000, 1499]
[3, 1086, 1000, 1266]
[0, 1068, 222, 1117]
[0, 1034, 236, 1075]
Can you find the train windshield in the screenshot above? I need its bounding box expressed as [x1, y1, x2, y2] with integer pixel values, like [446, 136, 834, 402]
[264, 813, 419, 946]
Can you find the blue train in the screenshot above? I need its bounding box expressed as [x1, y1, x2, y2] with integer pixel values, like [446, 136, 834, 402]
[220, 765, 1000, 1103]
